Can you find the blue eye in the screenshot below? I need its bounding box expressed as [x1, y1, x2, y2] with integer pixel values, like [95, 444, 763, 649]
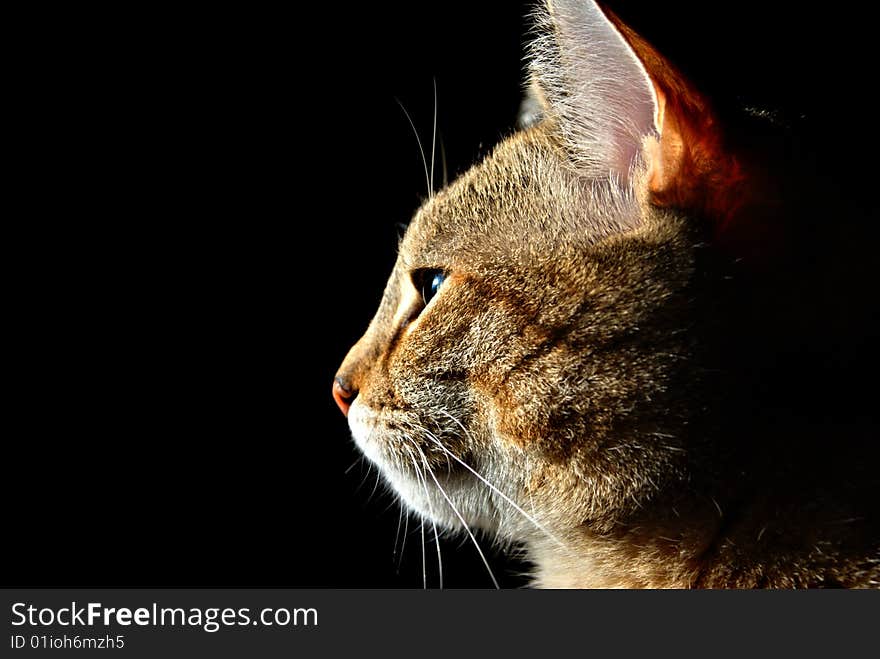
[415, 269, 447, 306]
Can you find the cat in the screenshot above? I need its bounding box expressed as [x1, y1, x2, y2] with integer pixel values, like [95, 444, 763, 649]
[333, 0, 879, 588]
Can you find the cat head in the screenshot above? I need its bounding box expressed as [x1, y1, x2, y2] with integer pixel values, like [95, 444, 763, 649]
[333, 0, 745, 545]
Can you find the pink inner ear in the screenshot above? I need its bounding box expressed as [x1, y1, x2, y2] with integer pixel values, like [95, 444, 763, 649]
[533, 0, 661, 182]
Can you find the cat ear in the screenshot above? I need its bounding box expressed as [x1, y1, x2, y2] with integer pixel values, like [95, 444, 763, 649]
[533, 0, 743, 223]
[531, 0, 659, 181]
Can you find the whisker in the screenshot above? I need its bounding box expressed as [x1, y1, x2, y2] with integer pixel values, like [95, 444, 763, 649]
[420, 519, 426, 590]
[409, 441, 499, 589]
[393, 502, 404, 565]
[368, 468, 382, 502]
[407, 450, 429, 590]
[430, 77, 437, 195]
[404, 446, 432, 589]
[380, 497, 401, 515]
[431, 411, 568, 550]
[343, 457, 362, 475]
[395, 98, 432, 200]
[405, 444, 444, 589]
[397, 507, 410, 573]
[353, 461, 374, 494]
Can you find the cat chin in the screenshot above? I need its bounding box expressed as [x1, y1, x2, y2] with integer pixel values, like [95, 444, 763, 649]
[347, 401, 498, 533]
[384, 467, 500, 533]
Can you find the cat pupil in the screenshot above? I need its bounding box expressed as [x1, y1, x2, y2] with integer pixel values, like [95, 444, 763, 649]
[418, 270, 446, 306]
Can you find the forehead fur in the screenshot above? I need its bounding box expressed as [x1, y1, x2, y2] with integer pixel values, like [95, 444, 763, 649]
[399, 126, 645, 273]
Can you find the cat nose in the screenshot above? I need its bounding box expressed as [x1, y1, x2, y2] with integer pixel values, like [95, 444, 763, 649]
[332, 376, 357, 417]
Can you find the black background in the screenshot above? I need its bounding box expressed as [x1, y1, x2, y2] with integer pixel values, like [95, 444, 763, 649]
[10, 2, 874, 587]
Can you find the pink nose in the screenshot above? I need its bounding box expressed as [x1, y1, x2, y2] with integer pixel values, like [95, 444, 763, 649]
[332, 378, 354, 417]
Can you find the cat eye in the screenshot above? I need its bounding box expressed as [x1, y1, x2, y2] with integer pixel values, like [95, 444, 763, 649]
[413, 269, 447, 307]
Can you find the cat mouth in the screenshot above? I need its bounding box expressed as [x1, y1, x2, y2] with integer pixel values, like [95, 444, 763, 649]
[347, 402, 462, 476]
